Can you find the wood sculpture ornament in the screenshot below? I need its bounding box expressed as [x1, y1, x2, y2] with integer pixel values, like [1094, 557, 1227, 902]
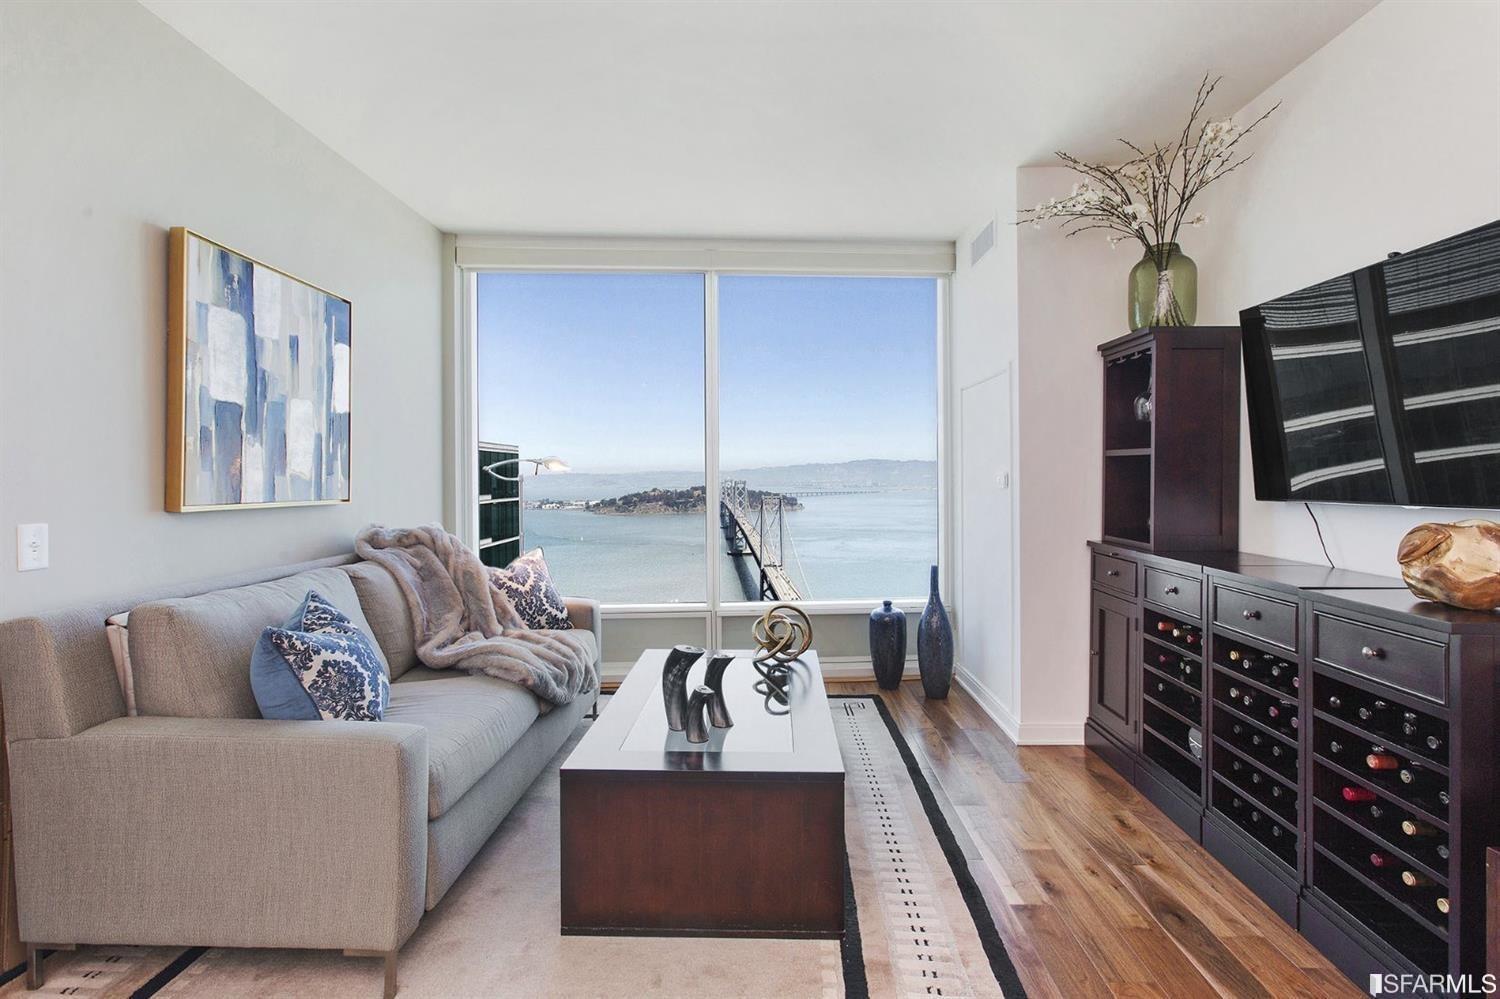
[1397, 519, 1500, 611]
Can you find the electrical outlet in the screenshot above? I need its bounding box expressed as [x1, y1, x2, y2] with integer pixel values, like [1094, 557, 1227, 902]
[17, 523, 47, 571]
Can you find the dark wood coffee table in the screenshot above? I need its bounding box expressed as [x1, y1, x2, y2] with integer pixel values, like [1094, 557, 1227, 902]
[559, 649, 845, 938]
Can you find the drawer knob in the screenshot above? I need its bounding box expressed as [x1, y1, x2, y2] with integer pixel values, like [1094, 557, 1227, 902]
[1361, 645, 1385, 660]
[1164, 585, 1179, 595]
[1106, 569, 1120, 577]
[1242, 609, 1261, 621]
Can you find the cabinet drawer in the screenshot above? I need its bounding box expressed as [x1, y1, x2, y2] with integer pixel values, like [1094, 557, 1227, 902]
[1212, 584, 1298, 651]
[1143, 567, 1201, 619]
[1092, 553, 1137, 596]
[1312, 612, 1448, 705]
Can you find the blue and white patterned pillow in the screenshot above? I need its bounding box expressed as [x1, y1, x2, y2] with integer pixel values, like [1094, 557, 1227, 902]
[250, 590, 389, 721]
[489, 548, 573, 630]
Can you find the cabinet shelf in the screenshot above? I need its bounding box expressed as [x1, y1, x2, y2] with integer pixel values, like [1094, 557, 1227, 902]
[1313, 845, 1449, 942]
[1141, 691, 1200, 730]
[1143, 661, 1201, 698]
[1105, 447, 1153, 457]
[1143, 632, 1203, 664]
[1142, 722, 1200, 767]
[1212, 772, 1297, 833]
[1210, 662, 1296, 703]
[1313, 799, 1448, 887]
[1312, 710, 1449, 777]
[1212, 735, 1298, 793]
[1314, 756, 1449, 832]
[1211, 695, 1298, 749]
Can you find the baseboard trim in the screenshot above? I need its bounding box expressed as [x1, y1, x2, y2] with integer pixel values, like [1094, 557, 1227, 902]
[954, 666, 1020, 743]
[954, 666, 1085, 746]
[1014, 721, 1086, 746]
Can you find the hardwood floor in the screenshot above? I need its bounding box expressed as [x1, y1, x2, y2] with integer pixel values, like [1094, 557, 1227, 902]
[828, 679, 1361, 999]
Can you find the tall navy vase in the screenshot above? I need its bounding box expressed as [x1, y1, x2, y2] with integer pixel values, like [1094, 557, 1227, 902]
[917, 565, 953, 699]
[868, 600, 907, 690]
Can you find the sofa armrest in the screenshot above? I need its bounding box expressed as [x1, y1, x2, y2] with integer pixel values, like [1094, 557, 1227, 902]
[564, 596, 602, 667]
[8, 717, 428, 952]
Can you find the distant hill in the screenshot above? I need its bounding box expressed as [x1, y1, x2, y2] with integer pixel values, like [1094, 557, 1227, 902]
[525, 458, 936, 502]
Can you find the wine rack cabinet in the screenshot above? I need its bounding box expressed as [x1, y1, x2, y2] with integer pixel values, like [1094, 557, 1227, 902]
[1085, 543, 1500, 989]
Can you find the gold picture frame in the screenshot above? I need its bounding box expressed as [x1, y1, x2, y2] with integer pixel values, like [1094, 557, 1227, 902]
[167, 227, 353, 512]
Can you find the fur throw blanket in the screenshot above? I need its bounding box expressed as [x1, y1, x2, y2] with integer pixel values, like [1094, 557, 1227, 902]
[355, 524, 597, 708]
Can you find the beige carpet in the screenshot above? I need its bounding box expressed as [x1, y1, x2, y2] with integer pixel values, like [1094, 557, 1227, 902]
[6, 696, 1012, 998]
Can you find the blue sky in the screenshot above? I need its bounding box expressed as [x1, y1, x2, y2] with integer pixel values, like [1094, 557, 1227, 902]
[477, 272, 937, 472]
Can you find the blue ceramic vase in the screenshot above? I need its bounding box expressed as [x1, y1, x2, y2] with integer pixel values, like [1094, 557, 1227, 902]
[868, 600, 907, 690]
[916, 565, 953, 699]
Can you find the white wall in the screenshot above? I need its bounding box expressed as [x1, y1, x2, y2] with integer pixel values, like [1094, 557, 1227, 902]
[949, 200, 1022, 736]
[0, 0, 445, 617]
[1013, 167, 1121, 744]
[1194, 0, 1500, 576]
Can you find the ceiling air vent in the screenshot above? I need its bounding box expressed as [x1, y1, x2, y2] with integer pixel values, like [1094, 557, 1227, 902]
[970, 220, 996, 266]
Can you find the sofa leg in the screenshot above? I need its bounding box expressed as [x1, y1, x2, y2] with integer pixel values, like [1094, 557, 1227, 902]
[25, 943, 75, 989]
[25, 946, 41, 990]
[343, 948, 397, 998]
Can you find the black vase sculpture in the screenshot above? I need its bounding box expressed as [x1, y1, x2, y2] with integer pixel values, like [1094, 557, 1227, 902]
[703, 653, 734, 727]
[685, 685, 715, 744]
[917, 565, 953, 699]
[868, 600, 907, 690]
[661, 645, 705, 731]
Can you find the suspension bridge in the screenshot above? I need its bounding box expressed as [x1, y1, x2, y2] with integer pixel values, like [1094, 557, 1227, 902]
[720, 479, 804, 602]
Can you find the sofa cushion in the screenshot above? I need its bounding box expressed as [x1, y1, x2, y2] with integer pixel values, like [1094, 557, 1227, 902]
[385, 674, 540, 819]
[488, 548, 573, 631]
[251, 590, 391, 721]
[344, 561, 419, 680]
[129, 567, 388, 718]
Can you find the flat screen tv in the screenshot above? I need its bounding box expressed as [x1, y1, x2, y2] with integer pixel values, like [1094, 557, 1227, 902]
[1241, 220, 1500, 508]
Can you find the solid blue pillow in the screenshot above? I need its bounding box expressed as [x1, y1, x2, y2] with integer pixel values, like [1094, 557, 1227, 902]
[250, 590, 390, 721]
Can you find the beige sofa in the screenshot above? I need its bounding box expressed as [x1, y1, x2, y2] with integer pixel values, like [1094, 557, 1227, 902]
[0, 554, 599, 997]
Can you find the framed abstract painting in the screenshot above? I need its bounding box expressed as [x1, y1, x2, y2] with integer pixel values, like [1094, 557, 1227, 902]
[166, 227, 352, 512]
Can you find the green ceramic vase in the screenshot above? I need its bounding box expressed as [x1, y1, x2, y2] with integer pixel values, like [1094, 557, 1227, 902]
[1129, 242, 1197, 330]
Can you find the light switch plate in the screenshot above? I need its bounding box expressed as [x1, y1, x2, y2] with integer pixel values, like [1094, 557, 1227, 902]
[17, 523, 47, 571]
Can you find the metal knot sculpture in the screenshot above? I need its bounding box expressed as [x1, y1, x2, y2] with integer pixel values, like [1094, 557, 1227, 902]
[752, 603, 811, 665]
[750, 604, 811, 715]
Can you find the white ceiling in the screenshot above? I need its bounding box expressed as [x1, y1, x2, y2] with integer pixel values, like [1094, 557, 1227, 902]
[143, 0, 1375, 240]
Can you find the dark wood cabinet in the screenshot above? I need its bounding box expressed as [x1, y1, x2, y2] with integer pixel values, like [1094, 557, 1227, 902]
[1088, 588, 1136, 749]
[1099, 327, 1241, 552]
[1084, 542, 1500, 988]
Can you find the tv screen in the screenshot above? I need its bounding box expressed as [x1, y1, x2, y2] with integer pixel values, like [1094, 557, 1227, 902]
[1241, 220, 1500, 508]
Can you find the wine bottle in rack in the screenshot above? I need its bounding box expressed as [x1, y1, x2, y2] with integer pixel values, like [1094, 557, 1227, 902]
[1326, 693, 1343, 712]
[1369, 803, 1385, 821]
[1368, 851, 1394, 869]
[1358, 699, 1393, 728]
[1436, 843, 1451, 861]
[1328, 737, 1345, 757]
[1426, 733, 1444, 753]
[1401, 819, 1440, 838]
[1436, 897, 1450, 915]
[1398, 764, 1424, 787]
[1341, 786, 1377, 803]
[1402, 710, 1420, 738]
[1366, 749, 1399, 771]
[1157, 619, 1175, 634]
[1400, 870, 1434, 888]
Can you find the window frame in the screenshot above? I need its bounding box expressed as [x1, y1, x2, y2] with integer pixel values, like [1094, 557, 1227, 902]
[449, 236, 955, 629]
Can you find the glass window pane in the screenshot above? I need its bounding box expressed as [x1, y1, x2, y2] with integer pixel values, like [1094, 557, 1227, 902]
[477, 272, 706, 604]
[718, 275, 938, 602]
